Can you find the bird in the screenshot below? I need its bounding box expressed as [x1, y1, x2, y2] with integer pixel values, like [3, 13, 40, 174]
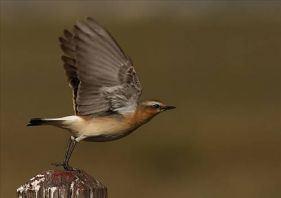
[27, 17, 175, 170]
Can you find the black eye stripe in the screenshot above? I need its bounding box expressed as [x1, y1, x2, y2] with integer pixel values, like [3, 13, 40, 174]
[152, 104, 160, 108]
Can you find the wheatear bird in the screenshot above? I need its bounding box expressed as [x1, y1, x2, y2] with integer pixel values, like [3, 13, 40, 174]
[28, 17, 175, 170]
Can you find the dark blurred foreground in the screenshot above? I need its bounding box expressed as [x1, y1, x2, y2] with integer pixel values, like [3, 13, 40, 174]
[1, 2, 281, 198]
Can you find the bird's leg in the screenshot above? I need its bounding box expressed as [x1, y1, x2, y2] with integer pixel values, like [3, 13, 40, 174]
[52, 136, 77, 170]
[63, 136, 77, 170]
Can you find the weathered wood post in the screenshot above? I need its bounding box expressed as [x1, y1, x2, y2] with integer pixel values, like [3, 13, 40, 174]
[17, 169, 107, 198]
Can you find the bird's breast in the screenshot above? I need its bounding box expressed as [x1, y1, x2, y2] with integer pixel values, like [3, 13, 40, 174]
[72, 114, 139, 138]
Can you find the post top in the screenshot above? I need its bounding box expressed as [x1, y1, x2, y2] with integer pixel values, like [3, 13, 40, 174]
[17, 169, 107, 198]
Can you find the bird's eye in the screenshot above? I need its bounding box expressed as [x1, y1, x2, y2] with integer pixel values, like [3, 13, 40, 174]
[152, 104, 161, 109]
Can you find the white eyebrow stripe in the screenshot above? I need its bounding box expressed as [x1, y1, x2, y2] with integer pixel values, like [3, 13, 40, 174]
[144, 101, 162, 106]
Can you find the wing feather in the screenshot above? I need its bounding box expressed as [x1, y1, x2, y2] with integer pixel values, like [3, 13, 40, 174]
[60, 17, 142, 115]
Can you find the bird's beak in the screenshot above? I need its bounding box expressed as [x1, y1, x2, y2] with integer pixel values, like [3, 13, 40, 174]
[162, 105, 176, 111]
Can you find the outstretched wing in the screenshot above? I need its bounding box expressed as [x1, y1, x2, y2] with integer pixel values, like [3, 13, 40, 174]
[59, 17, 142, 115]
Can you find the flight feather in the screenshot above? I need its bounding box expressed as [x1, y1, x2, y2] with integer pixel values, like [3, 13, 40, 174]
[59, 17, 142, 115]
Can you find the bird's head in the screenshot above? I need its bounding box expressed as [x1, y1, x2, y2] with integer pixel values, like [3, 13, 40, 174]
[140, 100, 176, 113]
[134, 100, 176, 124]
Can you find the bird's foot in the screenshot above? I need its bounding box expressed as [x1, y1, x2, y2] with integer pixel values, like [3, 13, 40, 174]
[51, 162, 76, 171]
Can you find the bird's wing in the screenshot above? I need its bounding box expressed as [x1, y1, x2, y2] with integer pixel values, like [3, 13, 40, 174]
[59, 17, 142, 115]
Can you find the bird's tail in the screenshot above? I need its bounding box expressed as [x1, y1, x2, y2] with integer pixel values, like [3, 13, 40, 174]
[27, 118, 63, 127]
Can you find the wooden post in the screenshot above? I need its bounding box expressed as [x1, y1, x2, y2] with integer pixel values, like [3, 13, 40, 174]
[17, 169, 107, 198]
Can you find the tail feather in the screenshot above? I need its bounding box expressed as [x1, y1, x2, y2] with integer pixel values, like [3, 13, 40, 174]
[27, 118, 46, 126]
[27, 116, 77, 127]
[27, 118, 63, 126]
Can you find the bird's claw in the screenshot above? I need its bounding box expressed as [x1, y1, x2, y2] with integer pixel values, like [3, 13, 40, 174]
[51, 162, 76, 171]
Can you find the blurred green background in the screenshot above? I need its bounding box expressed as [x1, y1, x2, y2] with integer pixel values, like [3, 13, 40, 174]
[1, 1, 280, 197]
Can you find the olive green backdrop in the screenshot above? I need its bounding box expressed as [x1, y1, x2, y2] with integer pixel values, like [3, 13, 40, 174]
[1, 1, 280, 197]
